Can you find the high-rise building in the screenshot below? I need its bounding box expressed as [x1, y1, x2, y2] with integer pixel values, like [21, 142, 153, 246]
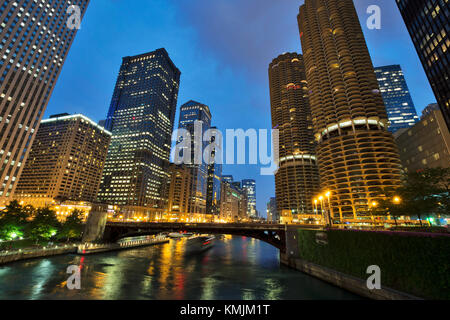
[221, 175, 234, 184]
[396, 0, 450, 131]
[0, 0, 90, 205]
[268, 52, 320, 219]
[219, 180, 248, 222]
[298, 0, 402, 220]
[206, 127, 222, 216]
[374, 65, 419, 133]
[15, 114, 111, 207]
[177, 100, 212, 216]
[97, 49, 181, 219]
[394, 104, 450, 172]
[166, 163, 192, 221]
[266, 197, 278, 223]
[242, 179, 257, 218]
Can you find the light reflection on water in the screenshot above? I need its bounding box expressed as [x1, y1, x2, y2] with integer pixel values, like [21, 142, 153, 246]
[0, 236, 360, 300]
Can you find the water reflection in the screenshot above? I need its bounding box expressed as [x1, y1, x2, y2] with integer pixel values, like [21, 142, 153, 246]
[0, 236, 360, 300]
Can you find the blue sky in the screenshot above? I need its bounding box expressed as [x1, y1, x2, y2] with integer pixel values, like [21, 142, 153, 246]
[45, 0, 435, 216]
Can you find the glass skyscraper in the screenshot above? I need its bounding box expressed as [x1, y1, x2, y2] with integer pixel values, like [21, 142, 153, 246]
[177, 100, 212, 215]
[206, 126, 222, 216]
[98, 49, 181, 219]
[374, 65, 419, 133]
[0, 0, 90, 205]
[396, 0, 450, 131]
[242, 179, 256, 218]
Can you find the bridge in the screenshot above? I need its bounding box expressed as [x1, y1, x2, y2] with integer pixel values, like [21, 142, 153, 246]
[103, 222, 290, 252]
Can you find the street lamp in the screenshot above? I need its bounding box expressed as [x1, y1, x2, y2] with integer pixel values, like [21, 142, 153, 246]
[392, 196, 401, 226]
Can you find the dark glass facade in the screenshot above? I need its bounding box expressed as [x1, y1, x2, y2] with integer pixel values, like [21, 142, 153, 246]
[374, 65, 419, 133]
[396, 0, 450, 131]
[206, 127, 222, 216]
[242, 179, 256, 218]
[98, 49, 180, 219]
[177, 100, 211, 215]
[0, 0, 90, 205]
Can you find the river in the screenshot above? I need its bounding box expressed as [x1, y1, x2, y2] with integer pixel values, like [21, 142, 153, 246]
[0, 235, 360, 300]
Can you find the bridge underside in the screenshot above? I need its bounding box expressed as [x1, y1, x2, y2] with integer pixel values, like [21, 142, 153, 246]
[103, 223, 287, 252]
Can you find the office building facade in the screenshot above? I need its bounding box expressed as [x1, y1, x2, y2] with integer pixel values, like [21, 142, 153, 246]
[219, 180, 248, 223]
[242, 179, 257, 218]
[166, 163, 192, 221]
[0, 0, 90, 205]
[395, 104, 450, 172]
[269, 52, 320, 218]
[177, 100, 212, 216]
[97, 49, 180, 219]
[206, 127, 222, 216]
[266, 197, 278, 223]
[298, 0, 402, 219]
[15, 113, 111, 206]
[374, 65, 419, 133]
[396, 0, 450, 131]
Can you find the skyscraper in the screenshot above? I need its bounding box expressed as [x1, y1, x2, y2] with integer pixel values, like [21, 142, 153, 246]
[396, 0, 450, 131]
[266, 197, 278, 223]
[298, 0, 402, 219]
[206, 127, 222, 216]
[15, 113, 111, 207]
[0, 0, 90, 205]
[269, 52, 320, 219]
[167, 163, 192, 221]
[97, 49, 181, 219]
[242, 179, 256, 218]
[177, 100, 212, 216]
[374, 65, 419, 133]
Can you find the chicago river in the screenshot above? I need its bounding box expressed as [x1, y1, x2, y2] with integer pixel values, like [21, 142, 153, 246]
[0, 236, 359, 300]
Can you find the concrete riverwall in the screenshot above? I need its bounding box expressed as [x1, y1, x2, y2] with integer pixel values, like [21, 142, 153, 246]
[281, 226, 424, 300]
[280, 253, 420, 300]
[0, 245, 77, 265]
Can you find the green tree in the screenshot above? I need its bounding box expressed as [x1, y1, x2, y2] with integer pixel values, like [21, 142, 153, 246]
[59, 209, 84, 241]
[25, 207, 60, 243]
[378, 168, 450, 226]
[0, 201, 28, 240]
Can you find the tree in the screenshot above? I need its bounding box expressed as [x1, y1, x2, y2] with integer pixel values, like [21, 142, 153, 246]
[25, 207, 61, 243]
[0, 201, 28, 240]
[59, 209, 84, 241]
[378, 168, 450, 226]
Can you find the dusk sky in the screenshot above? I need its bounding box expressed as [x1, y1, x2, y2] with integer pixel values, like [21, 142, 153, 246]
[45, 0, 436, 216]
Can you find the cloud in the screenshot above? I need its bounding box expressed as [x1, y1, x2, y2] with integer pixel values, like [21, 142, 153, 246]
[170, 0, 302, 81]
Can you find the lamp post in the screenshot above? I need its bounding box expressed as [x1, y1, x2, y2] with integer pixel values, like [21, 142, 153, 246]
[392, 196, 401, 226]
[325, 191, 332, 226]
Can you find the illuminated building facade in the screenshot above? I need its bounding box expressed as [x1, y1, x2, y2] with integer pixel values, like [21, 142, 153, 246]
[206, 127, 222, 216]
[15, 113, 111, 207]
[394, 104, 450, 172]
[242, 179, 257, 218]
[97, 49, 180, 219]
[396, 0, 450, 131]
[219, 180, 248, 222]
[0, 0, 90, 205]
[177, 100, 212, 216]
[269, 52, 320, 219]
[166, 163, 192, 221]
[374, 65, 419, 133]
[298, 0, 402, 220]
